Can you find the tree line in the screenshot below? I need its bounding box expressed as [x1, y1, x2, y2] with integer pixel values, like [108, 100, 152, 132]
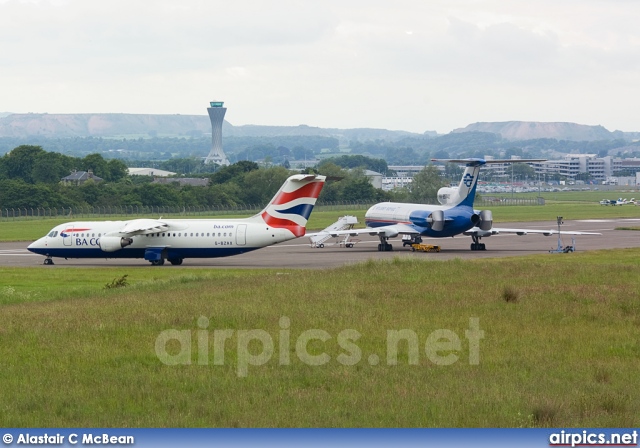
[0, 146, 448, 210]
[0, 135, 339, 163]
[4, 133, 639, 169]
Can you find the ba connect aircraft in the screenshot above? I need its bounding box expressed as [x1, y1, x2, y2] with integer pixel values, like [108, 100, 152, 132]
[28, 174, 326, 266]
[315, 158, 600, 251]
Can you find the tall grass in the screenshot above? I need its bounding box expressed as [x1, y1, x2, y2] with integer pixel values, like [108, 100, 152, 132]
[1, 249, 639, 427]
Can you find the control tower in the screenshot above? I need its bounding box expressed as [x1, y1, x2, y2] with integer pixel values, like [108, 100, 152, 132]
[204, 101, 230, 166]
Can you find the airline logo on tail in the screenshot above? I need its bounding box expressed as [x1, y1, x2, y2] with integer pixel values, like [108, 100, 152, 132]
[463, 173, 474, 188]
[261, 179, 324, 237]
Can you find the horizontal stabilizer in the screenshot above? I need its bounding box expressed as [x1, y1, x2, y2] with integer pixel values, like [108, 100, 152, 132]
[432, 158, 546, 166]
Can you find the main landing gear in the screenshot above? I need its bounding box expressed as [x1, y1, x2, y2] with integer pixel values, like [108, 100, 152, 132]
[149, 258, 183, 266]
[377, 236, 393, 252]
[470, 235, 486, 251]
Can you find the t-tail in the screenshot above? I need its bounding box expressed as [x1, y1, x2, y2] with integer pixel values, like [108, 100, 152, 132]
[432, 158, 485, 207]
[248, 174, 326, 237]
[432, 158, 546, 208]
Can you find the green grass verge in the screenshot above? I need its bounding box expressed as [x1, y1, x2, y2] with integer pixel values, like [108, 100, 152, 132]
[482, 203, 640, 222]
[1, 249, 639, 427]
[489, 190, 640, 202]
[0, 211, 368, 242]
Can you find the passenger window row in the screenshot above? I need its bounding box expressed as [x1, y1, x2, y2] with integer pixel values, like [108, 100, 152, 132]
[145, 232, 233, 237]
[55, 232, 101, 237]
[52, 231, 233, 238]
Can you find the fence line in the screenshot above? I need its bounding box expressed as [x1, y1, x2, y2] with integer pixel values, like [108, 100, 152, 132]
[0, 198, 542, 221]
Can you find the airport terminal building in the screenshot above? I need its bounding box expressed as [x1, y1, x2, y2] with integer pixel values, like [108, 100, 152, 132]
[532, 155, 640, 182]
[386, 156, 640, 188]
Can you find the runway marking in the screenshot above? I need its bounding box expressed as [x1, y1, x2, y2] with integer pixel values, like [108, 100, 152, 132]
[579, 219, 640, 223]
[0, 254, 39, 256]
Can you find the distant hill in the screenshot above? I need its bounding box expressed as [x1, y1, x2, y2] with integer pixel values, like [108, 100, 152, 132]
[225, 124, 424, 141]
[0, 113, 213, 138]
[452, 121, 621, 141]
[2, 113, 638, 142]
[0, 113, 424, 142]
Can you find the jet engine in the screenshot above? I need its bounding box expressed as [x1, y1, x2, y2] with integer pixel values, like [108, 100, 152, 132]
[99, 236, 134, 252]
[470, 209, 493, 231]
[409, 209, 445, 231]
[427, 209, 445, 231]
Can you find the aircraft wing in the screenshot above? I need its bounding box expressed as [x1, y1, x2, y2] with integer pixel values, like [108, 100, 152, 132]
[464, 227, 602, 237]
[306, 223, 420, 239]
[107, 218, 172, 237]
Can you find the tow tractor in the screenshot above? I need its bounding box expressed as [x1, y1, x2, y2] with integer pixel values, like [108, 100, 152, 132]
[402, 234, 423, 247]
[411, 243, 441, 253]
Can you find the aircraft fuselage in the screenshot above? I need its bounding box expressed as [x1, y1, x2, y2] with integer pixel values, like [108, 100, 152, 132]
[365, 202, 479, 238]
[27, 219, 294, 260]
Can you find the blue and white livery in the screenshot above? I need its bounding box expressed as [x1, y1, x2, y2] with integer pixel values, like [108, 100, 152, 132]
[320, 158, 600, 251]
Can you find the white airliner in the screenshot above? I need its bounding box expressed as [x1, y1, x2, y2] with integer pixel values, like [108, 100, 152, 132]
[314, 158, 600, 251]
[28, 174, 326, 265]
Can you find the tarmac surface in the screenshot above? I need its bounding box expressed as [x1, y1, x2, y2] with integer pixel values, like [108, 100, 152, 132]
[1, 218, 638, 269]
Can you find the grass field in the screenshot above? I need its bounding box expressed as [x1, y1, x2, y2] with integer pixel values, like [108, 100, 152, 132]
[2, 193, 639, 427]
[488, 189, 640, 202]
[1, 249, 639, 427]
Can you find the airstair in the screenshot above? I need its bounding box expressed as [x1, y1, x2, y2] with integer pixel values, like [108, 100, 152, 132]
[309, 215, 359, 248]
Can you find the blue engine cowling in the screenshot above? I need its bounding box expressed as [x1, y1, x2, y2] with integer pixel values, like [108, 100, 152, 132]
[409, 210, 445, 231]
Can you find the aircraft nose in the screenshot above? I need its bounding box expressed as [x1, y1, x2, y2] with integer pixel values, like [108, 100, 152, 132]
[27, 238, 44, 252]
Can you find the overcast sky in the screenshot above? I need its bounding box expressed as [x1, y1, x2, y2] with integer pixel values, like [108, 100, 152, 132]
[1, 0, 639, 134]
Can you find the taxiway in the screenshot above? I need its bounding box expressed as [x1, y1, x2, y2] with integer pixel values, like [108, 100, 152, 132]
[0, 219, 637, 269]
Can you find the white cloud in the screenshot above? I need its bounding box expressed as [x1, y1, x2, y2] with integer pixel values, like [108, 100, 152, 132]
[1, 0, 640, 132]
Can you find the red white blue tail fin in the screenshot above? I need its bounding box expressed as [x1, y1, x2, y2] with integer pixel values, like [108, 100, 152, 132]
[249, 174, 326, 237]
